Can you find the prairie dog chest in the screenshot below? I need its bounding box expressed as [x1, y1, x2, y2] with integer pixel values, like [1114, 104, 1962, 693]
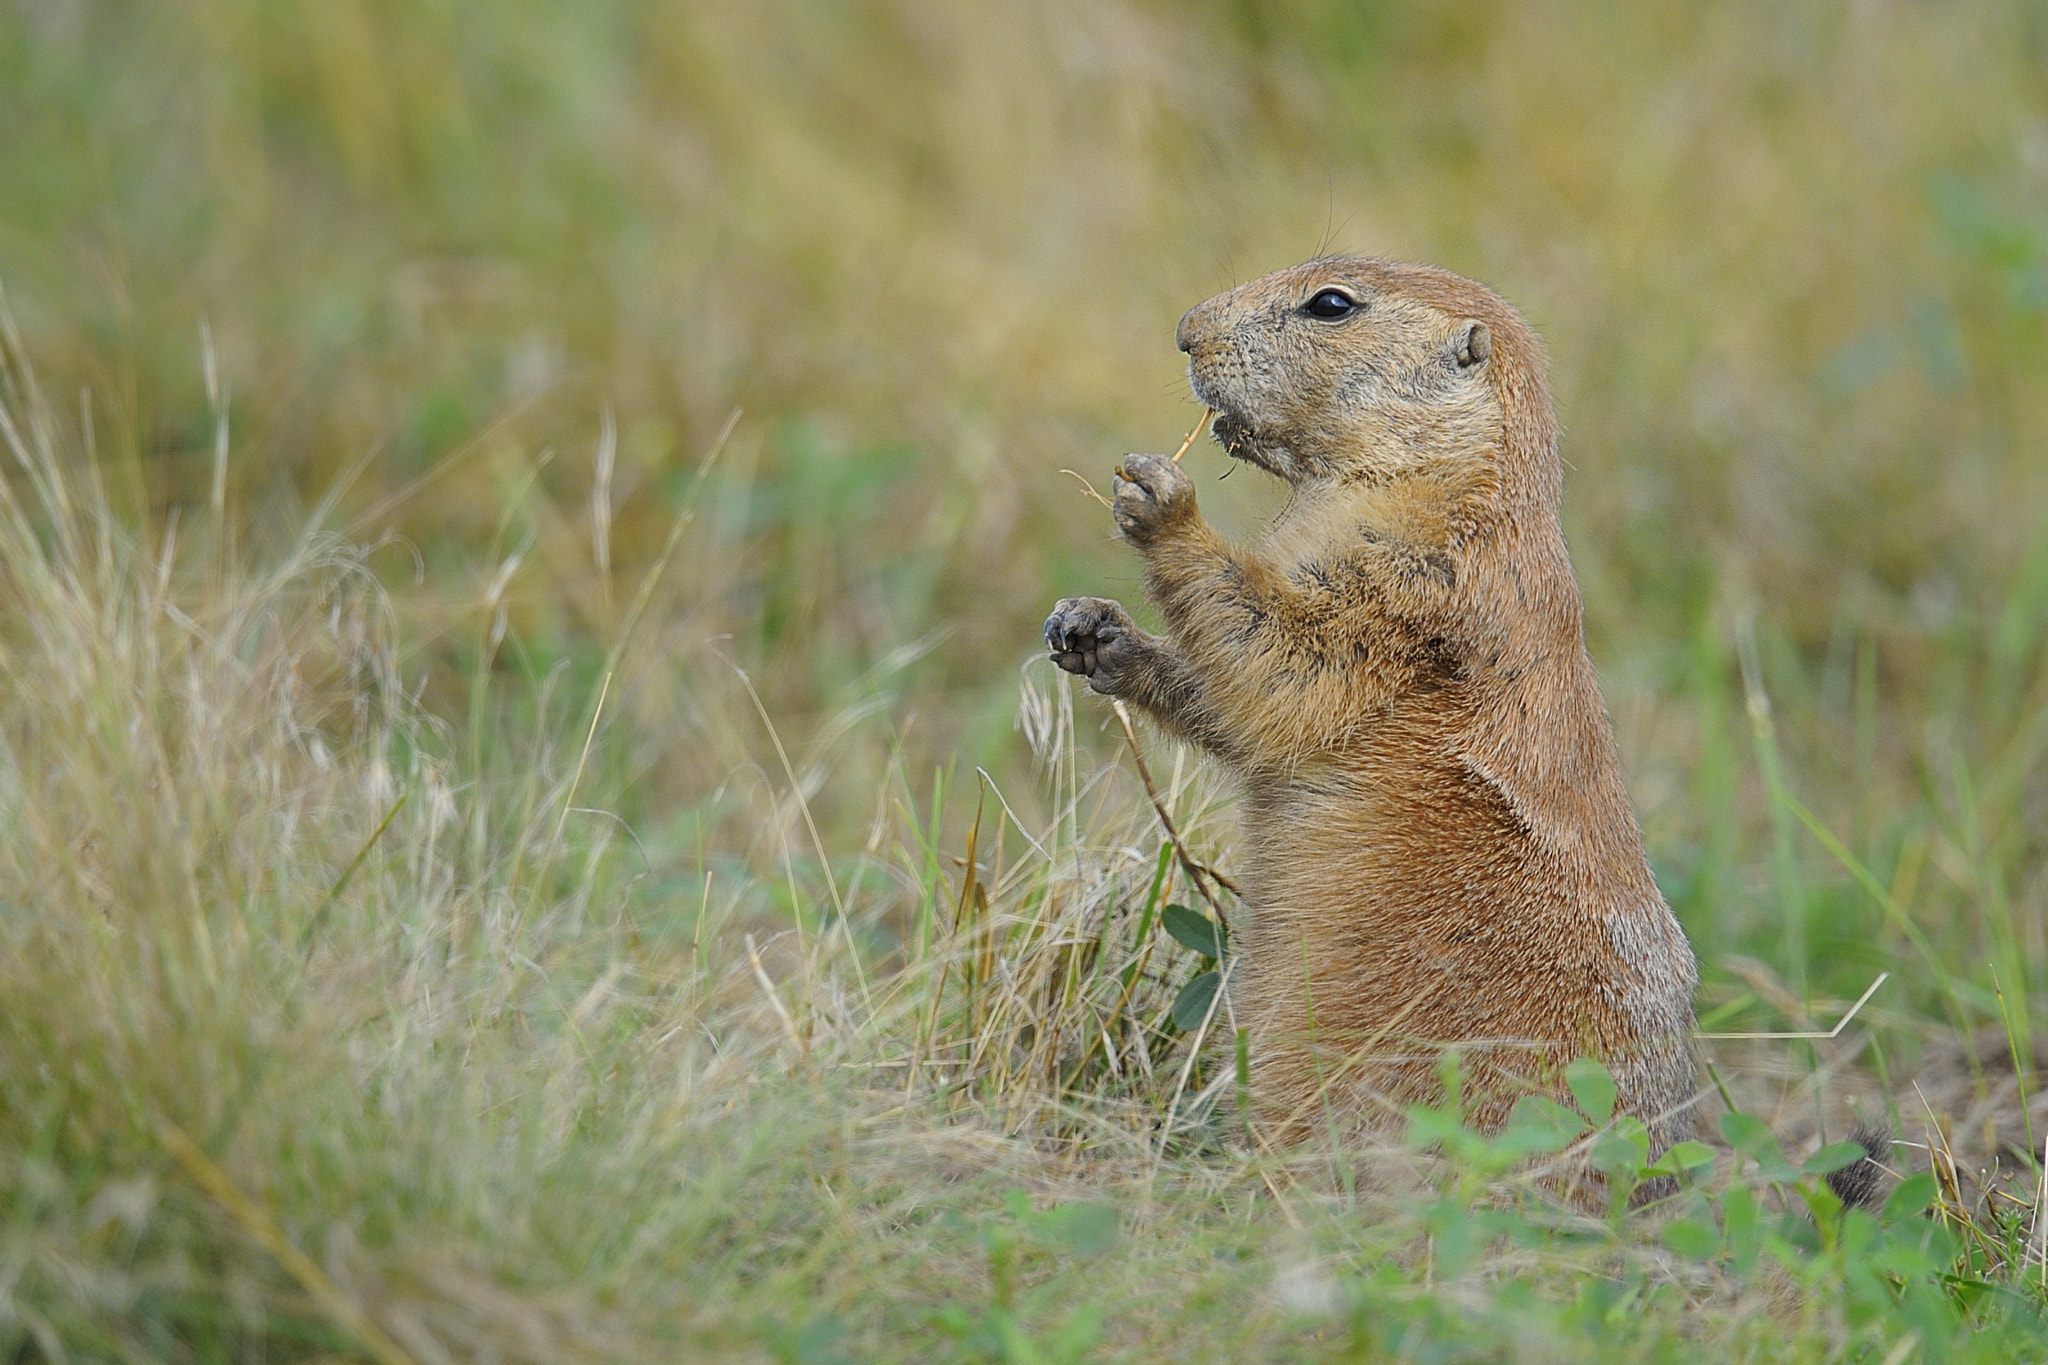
[1266, 481, 1460, 584]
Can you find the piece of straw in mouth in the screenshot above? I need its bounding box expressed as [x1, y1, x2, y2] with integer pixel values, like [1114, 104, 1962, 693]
[1171, 407, 1214, 463]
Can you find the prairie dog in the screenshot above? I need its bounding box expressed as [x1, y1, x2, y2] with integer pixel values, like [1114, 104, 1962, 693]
[1045, 258, 1697, 1150]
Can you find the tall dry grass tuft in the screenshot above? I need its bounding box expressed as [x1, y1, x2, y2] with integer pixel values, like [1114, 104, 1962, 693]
[0, 315, 1268, 1359]
[0, 318, 820, 1358]
[885, 673, 1252, 1154]
[0, 304, 410, 1155]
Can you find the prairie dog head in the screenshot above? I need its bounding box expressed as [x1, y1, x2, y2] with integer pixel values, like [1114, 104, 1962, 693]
[1177, 257, 1537, 495]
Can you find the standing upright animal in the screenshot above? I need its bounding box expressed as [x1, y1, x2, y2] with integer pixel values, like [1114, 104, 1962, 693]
[1044, 257, 1698, 1152]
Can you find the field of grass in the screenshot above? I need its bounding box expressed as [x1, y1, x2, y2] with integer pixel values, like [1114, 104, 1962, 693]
[4, 1, 2048, 1360]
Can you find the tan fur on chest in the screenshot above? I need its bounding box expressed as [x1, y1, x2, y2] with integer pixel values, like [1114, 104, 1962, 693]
[1267, 463, 1495, 569]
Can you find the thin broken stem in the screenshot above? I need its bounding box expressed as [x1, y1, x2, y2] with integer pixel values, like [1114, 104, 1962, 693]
[1060, 468, 1114, 510]
[1170, 407, 1214, 464]
[1110, 700, 1239, 927]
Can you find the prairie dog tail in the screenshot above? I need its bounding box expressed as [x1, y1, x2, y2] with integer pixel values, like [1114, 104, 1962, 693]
[1825, 1123, 1894, 1210]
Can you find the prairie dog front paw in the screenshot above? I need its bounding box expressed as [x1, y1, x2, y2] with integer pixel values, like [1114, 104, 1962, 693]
[1044, 596, 1144, 696]
[1111, 453, 1197, 546]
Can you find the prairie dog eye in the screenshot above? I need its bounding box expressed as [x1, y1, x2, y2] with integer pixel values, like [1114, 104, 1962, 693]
[1303, 289, 1358, 321]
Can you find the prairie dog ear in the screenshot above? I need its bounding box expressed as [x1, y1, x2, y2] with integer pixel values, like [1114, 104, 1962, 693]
[1454, 320, 1491, 368]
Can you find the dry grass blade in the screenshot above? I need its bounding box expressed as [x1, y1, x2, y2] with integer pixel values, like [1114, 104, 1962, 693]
[157, 1123, 419, 1365]
[299, 787, 412, 962]
[2032, 1131, 2048, 1288]
[1697, 972, 1889, 1040]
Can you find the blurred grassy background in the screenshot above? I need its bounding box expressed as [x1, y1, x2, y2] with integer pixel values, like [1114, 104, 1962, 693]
[4, 0, 2047, 1087]
[6, 3, 2048, 1358]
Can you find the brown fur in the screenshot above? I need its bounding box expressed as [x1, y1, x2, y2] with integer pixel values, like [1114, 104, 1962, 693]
[1045, 257, 1698, 1152]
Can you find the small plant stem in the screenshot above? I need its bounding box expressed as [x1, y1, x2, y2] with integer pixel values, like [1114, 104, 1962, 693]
[1120, 843, 1175, 991]
[2033, 1131, 2048, 1291]
[1160, 952, 1236, 1158]
[1994, 963, 2038, 1164]
[1236, 1026, 1253, 1146]
[1702, 1057, 1739, 1115]
[912, 782, 984, 1087]
[1695, 970, 1887, 1039]
[1110, 700, 1238, 927]
[1735, 614, 1806, 994]
[1953, 748, 2029, 1048]
[1854, 631, 1877, 861]
[1059, 468, 1115, 509]
[919, 765, 949, 962]
[747, 932, 809, 1066]
[1071, 841, 1172, 1081]
[1169, 407, 1213, 464]
[551, 668, 612, 852]
[299, 788, 409, 962]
